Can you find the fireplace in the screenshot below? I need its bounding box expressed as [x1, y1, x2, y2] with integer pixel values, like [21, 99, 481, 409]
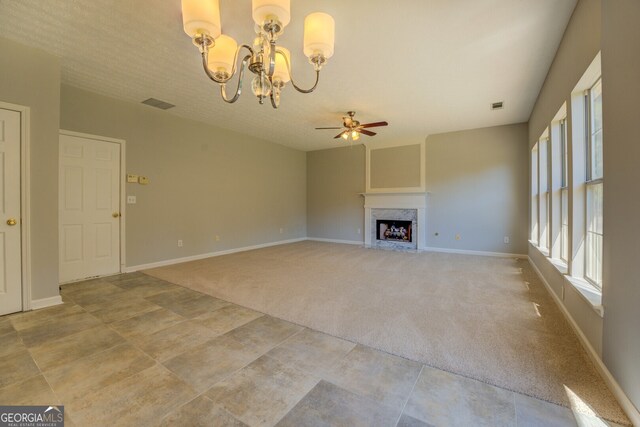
[362, 193, 427, 251]
[376, 220, 412, 242]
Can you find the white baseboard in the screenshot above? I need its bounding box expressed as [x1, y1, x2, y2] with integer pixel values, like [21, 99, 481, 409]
[422, 246, 527, 258]
[528, 256, 640, 426]
[124, 238, 307, 272]
[307, 237, 363, 246]
[30, 295, 63, 310]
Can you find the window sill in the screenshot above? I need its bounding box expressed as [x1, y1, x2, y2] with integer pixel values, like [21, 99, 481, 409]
[564, 276, 604, 318]
[548, 258, 568, 275]
[529, 242, 603, 317]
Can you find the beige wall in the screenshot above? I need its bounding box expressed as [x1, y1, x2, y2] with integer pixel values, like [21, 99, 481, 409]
[0, 38, 61, 301]
[307, 145, 365, 242]
[307, 123, 528, 254]
[60, 85, 307, 267]
[601, 0, 640, 411]
[528, 0, 601, 144]
[426, 124, 529, 254]
[370, 145, 421, 189]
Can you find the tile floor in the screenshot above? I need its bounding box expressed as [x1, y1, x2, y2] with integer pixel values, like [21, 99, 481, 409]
[0, 272, 624, 426]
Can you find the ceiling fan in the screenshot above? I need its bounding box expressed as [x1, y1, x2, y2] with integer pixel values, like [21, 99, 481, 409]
[315, 111, 388, 141]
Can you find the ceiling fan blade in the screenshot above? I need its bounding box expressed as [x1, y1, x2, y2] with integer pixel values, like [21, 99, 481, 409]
[334, 131, 347, 139]
[360, 121, 389, 128]
[359, 129, 377, 137]
[315, 127, 343, 130]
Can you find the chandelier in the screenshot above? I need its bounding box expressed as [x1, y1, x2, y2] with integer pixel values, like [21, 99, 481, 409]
[181, 0, 335, 108]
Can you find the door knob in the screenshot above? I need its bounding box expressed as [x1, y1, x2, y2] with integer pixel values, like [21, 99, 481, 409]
[112, 212, 121, 218]
[6, 218, 17, 226]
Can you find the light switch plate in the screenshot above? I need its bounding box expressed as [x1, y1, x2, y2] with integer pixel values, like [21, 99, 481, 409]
[127, 174, 139, 183]
[127, 196, 137, 204]
[138, 176, 150, 185]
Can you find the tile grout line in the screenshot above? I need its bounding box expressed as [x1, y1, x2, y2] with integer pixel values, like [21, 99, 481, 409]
[394, 364, 424, 427]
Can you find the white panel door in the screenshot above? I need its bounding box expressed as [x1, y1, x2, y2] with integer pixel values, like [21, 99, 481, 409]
[59, 134, 121, 283]
[0, 108, 23, 315]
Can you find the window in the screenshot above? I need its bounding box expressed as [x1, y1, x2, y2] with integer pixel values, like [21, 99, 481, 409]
[539, 136, 550, 250]
[560, 119, 569, 262]
[585, 79, 603, 288]
[531, 144, 539, 244]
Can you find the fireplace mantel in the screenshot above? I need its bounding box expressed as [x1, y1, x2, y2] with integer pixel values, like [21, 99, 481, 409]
[361, 192, 428, 250]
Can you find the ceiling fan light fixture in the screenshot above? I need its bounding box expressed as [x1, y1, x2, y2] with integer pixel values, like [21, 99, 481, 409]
[341, 132, 349, 140]
[351, 131, 360, 141]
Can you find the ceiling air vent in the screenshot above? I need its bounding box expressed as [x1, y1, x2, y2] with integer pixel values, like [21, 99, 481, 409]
[491, 101, 504, 110]
[141, 98, 175, 110]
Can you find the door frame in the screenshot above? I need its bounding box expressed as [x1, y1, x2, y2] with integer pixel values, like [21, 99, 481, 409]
[0, 101, 32, 311]
[59, 130, 127, 275]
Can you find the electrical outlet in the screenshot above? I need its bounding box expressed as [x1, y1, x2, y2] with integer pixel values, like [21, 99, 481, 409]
[455, 234, 461, 241]
[127, 195, 136, 204]
[215, 235, 220, 241]
[357, 228, 361, 235]
[504, 236, 510, 244]
[279, 228, 284, 234]
[177, 240, 183, 247]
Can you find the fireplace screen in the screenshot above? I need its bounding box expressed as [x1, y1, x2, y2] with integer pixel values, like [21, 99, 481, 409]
[376, 220, 412, 242]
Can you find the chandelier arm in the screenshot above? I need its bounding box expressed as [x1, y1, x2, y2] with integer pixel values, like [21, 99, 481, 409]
[266, 41, 276, 78]
[220, 54, 252, 103]
[291, 70, 320, 94]
[269, 89, 279, 109]
[277, 49, 321, 94]
[200, 44, 254, 84]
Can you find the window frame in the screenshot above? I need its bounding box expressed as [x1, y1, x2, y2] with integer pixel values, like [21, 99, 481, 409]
[539, 136, 550, 251]
[559, 118, 569, 263]
[584, 78, 603, 289]
[531, 143, 539, 245]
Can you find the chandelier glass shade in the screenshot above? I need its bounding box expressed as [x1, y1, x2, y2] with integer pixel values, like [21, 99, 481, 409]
[181, 0, 335, 108]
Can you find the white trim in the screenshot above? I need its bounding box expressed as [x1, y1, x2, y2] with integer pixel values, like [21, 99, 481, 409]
[30, 296, 63, 310]
[124, 238, 307, 272]
[59, 129, 125, 145]
[365, 141, 426, 193]
[528, 256, 640, 426]
[307, 237, 363, 246]
[0, 101, 32, 312]
[59, 130, 127, 275]
[422, 246, 526, 258]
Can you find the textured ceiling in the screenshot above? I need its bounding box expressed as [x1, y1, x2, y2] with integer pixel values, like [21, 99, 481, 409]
[0, 0, 576, 151]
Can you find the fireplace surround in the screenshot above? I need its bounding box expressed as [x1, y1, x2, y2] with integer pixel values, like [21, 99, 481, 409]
[362, 192, 427, 251]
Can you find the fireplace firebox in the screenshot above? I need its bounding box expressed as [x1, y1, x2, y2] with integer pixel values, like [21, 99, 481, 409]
[376, 220, 412, 242]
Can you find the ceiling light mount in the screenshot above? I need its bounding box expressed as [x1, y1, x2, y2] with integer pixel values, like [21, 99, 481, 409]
[182, 0, 335, 109]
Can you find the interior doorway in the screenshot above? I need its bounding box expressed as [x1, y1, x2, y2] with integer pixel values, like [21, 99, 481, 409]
[0, 102, 31, 316]
[59, 130, 126, 283]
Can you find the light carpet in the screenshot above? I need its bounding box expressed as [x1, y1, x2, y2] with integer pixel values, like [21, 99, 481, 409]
[145, 241, 628, 424]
